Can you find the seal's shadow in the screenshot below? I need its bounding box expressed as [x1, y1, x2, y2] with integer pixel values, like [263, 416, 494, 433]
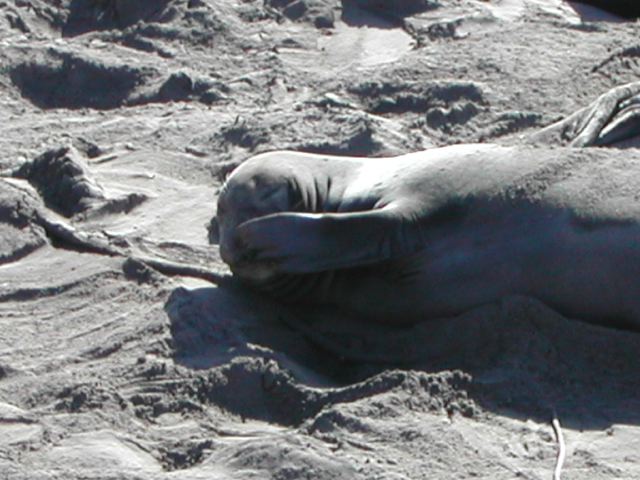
[166, 284, 640, 430]
[165, 283, 353, 384]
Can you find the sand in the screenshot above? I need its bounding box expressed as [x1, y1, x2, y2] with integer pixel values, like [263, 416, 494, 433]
[1, 1, 640, 479]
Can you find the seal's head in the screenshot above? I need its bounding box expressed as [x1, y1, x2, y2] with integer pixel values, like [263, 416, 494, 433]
[216, 155, 301, 280]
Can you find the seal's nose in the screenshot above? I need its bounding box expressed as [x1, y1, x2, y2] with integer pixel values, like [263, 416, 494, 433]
[219, 229, 246, 266]
[208, 217, 220, 244]
[219, 237, 235, 265]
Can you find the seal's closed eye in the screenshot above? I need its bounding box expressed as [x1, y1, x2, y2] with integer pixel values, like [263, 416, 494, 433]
[258, 187, 284, 202]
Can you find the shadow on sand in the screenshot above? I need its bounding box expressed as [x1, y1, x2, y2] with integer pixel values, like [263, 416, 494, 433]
[165, 282, 640, 431]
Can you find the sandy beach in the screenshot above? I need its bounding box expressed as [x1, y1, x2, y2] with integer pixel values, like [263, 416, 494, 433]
[1, 1, 640, 478]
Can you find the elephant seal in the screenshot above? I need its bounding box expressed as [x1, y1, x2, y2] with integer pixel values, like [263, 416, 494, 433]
[570, 1, 640, 20]
[217, 144, 640, 328]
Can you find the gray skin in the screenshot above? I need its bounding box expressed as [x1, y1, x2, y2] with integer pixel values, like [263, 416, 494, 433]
[217, 84, 640, 328]
[529, 82, 640, 148]
[218, 144, 640, 328]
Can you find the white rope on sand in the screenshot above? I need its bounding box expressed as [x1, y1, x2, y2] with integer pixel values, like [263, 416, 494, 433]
[551, 412, 566, 480]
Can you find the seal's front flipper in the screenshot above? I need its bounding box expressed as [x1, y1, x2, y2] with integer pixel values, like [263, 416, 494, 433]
[528, 82, 640, 147]
[235, 204, 425, 274]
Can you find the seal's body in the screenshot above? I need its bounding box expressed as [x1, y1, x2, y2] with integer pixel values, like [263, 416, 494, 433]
[572, 0, 640, 20]
[217, 144, 640, 327]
